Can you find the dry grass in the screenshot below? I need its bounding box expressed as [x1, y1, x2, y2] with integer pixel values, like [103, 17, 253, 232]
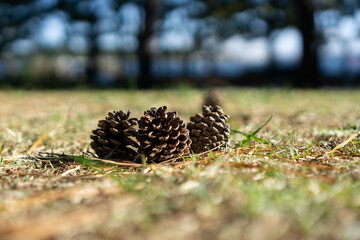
[0, 88, 360, 240]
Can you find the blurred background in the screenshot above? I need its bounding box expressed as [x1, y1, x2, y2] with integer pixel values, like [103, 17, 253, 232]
[0, 0, 360, 88]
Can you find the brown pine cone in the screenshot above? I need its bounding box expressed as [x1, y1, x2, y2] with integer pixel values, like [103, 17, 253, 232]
[187, 105, 230, 153]
[90, 110, 139, 160]
[137, 106, 192, 163]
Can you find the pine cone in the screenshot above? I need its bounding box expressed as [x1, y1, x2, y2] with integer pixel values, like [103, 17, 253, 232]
[187, 105, 230, 153]
[203, 88, 221, 108]
[137, 106, 191, 163]
[90, 110, 139, 160]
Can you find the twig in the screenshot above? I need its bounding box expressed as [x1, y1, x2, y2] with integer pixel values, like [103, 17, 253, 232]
[325, 130, 360, 155]
[98, 159, 143, 168]
[61, 166, 81, 176]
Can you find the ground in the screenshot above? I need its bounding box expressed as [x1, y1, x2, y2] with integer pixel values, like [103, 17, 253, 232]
[0, 88, 359, 240]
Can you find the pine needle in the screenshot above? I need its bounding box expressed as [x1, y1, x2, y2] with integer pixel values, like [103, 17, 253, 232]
[27, 133, 48, 154]
[325, 130, 360, 155]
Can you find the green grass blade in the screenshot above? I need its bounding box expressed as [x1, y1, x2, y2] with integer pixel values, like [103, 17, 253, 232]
[0, 142, 4, 155]
[232, 115, 273, 147]
[239, 139, 250, 147]
[250, 114, 273, 136]
[290, 140, 296, 161]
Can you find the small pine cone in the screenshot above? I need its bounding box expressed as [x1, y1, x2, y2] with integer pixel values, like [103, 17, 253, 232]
[187, 105, 230, 153]
[203, 88, 221, 109]
[137, 106, 192, 163]
[90, 110, 139, 160]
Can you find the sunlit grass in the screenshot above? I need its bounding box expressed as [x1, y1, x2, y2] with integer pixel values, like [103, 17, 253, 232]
[0, 88, 359, 239]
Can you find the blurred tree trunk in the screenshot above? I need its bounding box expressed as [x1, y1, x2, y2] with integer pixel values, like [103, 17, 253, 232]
[137, 0, 156, 89]
[86, 25, 98, 86]
[293, 0, 319, 88]
[58, 0, 99, 86]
